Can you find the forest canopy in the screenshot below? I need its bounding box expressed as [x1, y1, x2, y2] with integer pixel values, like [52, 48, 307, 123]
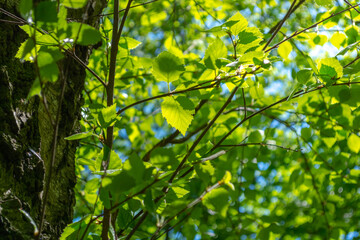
[1, 0, 360, 239]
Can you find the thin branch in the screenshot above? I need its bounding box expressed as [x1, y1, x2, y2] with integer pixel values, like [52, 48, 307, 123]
[263, 0, 297, 50]
[193, 0, 221, 23]
[0, 8, 27, 24]
[156, 210, 192, 239]
[209, 80, 360, 153]
[101, 0, 132, 236]
[116, 71, 250, 116]
[116, 83, 215, 115]
[66, 50, 107, 88]
[343, 55, 360, 68]
[241, 88, 247, 119]
[125, 212, 149, 240]
[267, 0, 305, 34]
[219, 142, 301, 152]
[91, 0, 159, 18]
[169, 123, 207, 144]
[227, 32, 237, 59]
[265, 3, 360, 53]
[166, 86, 240, 187]
[150, 182, 222, 239]
[260, 111, 338, 173]
[114, 0, 134, 46]
[142, 100, 207, 162]
[0, 19, 25, 24]
[344, 0, 360, 14]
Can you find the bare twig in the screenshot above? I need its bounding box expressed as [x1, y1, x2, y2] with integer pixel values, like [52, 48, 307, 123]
[193, 0, 221, 23]
[267, 0, 305, 35]
[116, 83, 215, 115]
[263, 0, 297, 50]
[344, 0, 360, 14]
[343, 55, 360, 68]
[125, 212, 149, 240]
[66, 50, 107, 87]
[150, 182, 222, 239]
[219, 142, 301, 152]
[142, 100, 207, 162]
[241, 88, 247, 119]
[0, 19, 25, 24]
[265, 3, 360, 53]
[155, 210, 193, 239]
[91, 0, 159, 18]
[209, 80, 360, 153]
[167, 86, 240, 186]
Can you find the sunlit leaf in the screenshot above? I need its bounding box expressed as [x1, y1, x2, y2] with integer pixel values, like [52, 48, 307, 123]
[277, 41, 292, 60]
[152, 51, 185, 82]
[331, 32, 346, 49]
[317, 58, 343, 84]
[62, 0, 88, 9]
[315, 0, 333, 7]
[161, 96, 194, 135]
[296, 69, 313, 84]
[348, 134, 360, 153]
[64, 131, 94, 140]
[224, 12, 248, 36]
[203, 38, 227, 70]
[202, 188, 229, 218]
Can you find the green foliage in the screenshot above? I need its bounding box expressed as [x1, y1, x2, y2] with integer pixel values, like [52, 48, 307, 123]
[13, 0, 360, 239]
[161, 96, 194, 135]
[62, 0, 88, 9]
[152, 51, 184, 83]
[203, 38, 227, 70]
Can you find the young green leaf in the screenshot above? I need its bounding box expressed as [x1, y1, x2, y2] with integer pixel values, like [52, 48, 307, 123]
[119, 37, 142, 50]
[27, 78, 41, 99]
[195, 161, 215, 184]
[315, 0, 333, 7]
[348, 134, 360, 153]
[296, 69, 313, 84]
[64, 131, 94, 140]
[278, 41, 292, 60]
[161, 96, 194, 136]
[62, 0, 88, 9]
[20, 0, 32, 17]
[336, 41, 360, 56]
[224, 12, 248, 36]
[317, 58, 343, 84]
[62, 22, 102, 46]
[202, 188, 230, 218]
[305, 55, 319, 75]
[152, 51, 185, 82]
[203, 38, 227, 70]
[15, 39, 36, 61]
[248, 130, 263, 143]
[331, 32, 346, 49]
[98, 104, 120, 128]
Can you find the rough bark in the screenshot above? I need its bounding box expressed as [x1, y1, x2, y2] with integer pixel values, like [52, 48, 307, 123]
[0, 1, 106, 239]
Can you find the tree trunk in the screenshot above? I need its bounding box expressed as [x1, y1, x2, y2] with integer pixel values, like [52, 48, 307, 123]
[0, 1, 106, 239]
